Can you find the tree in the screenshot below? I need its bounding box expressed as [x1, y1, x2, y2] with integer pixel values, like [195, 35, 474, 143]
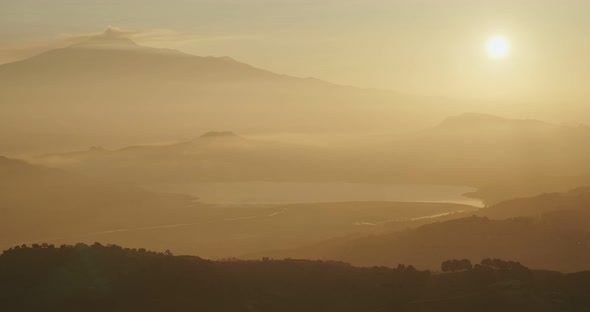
[441, 259, 473, 272]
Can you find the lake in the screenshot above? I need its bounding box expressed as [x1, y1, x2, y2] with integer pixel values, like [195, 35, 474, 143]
[144, 182, 483, 207]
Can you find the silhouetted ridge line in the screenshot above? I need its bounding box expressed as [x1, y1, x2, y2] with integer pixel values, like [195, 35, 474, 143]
[435, 113, 552, 131]
[200, 131, 239, 139]
[1, 243, 589, 311]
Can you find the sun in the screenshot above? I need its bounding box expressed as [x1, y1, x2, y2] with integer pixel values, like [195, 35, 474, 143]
[486, 36, 510, 59]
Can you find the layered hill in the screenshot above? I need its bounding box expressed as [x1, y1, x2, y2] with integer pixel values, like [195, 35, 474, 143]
[2, 155, 476, 259]
[32, 113, 590, 205]
[35, 131, 348, 183]
[0, 156, 195, 246]
[2, 243, 589, 312]
[478, 187, 590, 221]
[0, 30, 461, 155]
[358, 113, 590, 202]
[269, 188, 590, 272]
[395, 113, 590, 180]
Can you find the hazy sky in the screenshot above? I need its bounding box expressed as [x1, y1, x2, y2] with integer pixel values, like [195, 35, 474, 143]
[1, 0, 589, 103]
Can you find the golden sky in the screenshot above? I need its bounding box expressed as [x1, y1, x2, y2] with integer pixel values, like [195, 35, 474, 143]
[1, 0, 589, 103]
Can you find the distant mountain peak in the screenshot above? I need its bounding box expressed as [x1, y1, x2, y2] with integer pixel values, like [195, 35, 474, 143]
[200, 131, 240, 139]
[88, 146, 106, 152]
[71, 31, 140, 50]
[435, 113, 551, 131]
[447, 113, 514, 123]
[101, 27, 129, 38]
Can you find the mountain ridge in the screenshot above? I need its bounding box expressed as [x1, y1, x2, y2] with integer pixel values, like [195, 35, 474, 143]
[263, 187, 590, 272]
[433, 113, 554, 132]
[0, 31, 431, 154]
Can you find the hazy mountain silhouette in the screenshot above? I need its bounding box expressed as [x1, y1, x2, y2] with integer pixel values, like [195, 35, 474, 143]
[268, 188, 590, 272]
[36, 131, 348, 183]
[200, 131, 240, 139]
[0, 156, 195, 246]
[272, 216, 590, 272]
[0, 30, 468, 155]
[2, 154, 477, 259]
[477, 187, 590, 231]
[434, 113, 553, 132]
[381, 187, 590, 231]
[32, 113, 590, 204]
[355, 113, 590, 203]
[0, 30, 280, 83]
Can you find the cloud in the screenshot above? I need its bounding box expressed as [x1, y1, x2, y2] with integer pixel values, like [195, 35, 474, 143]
[0, 27, 262, 64]
[126, 28, 263, 47]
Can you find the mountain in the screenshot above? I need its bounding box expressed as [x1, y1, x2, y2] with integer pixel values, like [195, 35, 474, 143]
[0, 30, 282, 83]
[200, 131, 240, 139]
[0, 30, 465, 156]
[268, 188, 590, 272]
[428, 114, 590, 203]
[35, 131, 349, 183]
[351, 113, 590, 203]
[0, 156, 196, 247]
[433, 113, 553, 132]
[273, 215, 590, 272]
[32, 113, 590, 204]
[6, 154, 477, 259]
[477, 187, 590, 230]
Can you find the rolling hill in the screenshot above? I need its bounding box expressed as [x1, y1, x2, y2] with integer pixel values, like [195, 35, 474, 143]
[1, 155, 476, 259]
[2, 243, 589, 312]
[0, 243, 590, 312]
[32, 113, 590, 206]
[0, 156, 195, 247]
[359, 113, 590, 203]
[35, 130, 348, 183]
[268, 188, 590, 272]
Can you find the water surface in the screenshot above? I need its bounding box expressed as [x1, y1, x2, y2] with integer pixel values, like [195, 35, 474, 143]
[144, 182, 483, 207]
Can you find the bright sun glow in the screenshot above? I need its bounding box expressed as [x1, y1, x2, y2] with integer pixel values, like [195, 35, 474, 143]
[487, 36, 510, 59]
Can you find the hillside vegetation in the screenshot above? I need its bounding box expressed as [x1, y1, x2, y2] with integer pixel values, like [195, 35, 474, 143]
[2, 243, 589, 312]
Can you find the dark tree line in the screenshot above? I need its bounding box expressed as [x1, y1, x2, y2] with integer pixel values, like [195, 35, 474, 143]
[1, 243, 589, 312]
[441, 259, 473, 272]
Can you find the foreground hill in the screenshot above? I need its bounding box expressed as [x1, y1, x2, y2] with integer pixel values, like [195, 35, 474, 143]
[1, 243, 589, 312]
[271, 188, 590, 272]
[1, 155, 473, 258]
[478, 187, 590, 225]
[272, 216, 590, 272]
[0, 156, 195, 246]
[409, 113, 589, 182]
